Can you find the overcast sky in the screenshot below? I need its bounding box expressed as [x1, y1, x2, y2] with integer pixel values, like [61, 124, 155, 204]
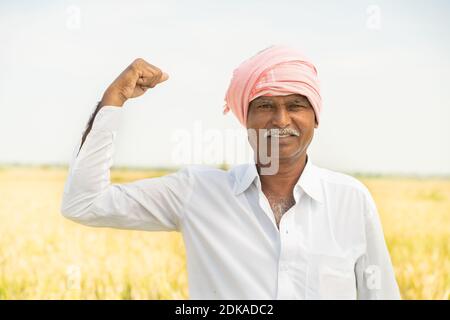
[1, 0, 449, 175]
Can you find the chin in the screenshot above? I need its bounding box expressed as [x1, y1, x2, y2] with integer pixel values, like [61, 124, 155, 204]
[277, 147, 304, 160]
[256, 143, 303, 161]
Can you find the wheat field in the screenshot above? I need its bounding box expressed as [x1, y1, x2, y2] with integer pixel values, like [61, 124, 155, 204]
[0, 166, 448, 299]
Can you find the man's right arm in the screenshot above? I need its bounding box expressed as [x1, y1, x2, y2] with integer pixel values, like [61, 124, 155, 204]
[60, 59, 193, 232]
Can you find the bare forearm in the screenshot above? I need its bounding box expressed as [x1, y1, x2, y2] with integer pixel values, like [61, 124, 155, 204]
[78, 102, 101, 155]
[78, 92, 125, 155]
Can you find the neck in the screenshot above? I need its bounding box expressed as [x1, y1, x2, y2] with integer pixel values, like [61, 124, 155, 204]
[256, 153, 308, 196]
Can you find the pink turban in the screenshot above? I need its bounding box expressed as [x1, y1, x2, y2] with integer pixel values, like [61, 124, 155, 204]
[223, 45, 322, 128]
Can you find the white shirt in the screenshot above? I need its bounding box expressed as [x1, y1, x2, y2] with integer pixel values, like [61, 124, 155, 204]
[61, 106, 401, 300]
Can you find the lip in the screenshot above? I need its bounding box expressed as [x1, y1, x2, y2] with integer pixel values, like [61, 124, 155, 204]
[264, 129, 300, 138]
[267, 134, 294, 138]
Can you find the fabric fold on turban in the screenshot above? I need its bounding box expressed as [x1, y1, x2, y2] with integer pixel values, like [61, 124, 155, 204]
[223, 45, 322, 128]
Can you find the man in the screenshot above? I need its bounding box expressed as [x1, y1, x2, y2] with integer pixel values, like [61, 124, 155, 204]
[61, 45, 401, 299]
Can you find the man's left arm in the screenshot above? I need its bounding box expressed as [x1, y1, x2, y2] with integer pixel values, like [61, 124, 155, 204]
[355, 191, 402, 300]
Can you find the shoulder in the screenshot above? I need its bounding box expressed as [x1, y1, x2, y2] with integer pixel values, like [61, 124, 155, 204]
[180, 164, 231, 185]
[183, 164, 228, 176]
[319, 166, 369, 194]
[315, 165, 375, 214]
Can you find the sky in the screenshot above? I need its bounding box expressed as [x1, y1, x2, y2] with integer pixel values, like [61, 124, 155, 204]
[0, 0, 449, 175]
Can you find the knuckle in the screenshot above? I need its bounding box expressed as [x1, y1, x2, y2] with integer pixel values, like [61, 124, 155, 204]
[154, 69, 162, 78]
[130, 58, 144, 71]
[129, 64, 139, 73]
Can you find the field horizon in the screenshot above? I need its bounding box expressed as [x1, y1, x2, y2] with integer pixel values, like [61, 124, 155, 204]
[0, 166, 448, 299]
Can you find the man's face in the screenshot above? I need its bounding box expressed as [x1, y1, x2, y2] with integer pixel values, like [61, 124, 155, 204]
[246, 94, 316, 162]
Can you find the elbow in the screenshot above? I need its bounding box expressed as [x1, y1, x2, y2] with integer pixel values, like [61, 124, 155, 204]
[60, 198, 80, 221]
[60, 193, 73, 218]
[60, 174, 104, 225]
[60, 193, 90, 223]
[60, 202, 94, 226]
[60, 190, 75, 217]
[60, 191, 105, 228]
[60, 204, 76, 220]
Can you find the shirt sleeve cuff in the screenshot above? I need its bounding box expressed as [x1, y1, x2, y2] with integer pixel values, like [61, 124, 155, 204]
[91, 105, 124, 132]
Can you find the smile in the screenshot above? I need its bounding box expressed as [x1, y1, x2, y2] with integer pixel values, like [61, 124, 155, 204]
[268, 133, 295, 138]
[264, 128, 300, 138]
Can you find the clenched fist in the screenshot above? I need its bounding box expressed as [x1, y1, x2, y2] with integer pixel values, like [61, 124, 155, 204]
[100, 58, 169, 107]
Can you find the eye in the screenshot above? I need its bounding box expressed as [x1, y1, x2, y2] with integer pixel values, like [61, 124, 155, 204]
[290, 104, 306, 110]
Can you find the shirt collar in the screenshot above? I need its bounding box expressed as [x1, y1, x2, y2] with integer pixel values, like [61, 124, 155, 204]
[231, 154, 324, 204]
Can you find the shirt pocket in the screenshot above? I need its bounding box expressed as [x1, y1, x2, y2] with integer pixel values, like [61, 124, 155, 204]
[306, 253, 357, 300]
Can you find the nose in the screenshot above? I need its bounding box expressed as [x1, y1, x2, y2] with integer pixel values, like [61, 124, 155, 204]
[271, 107, 291, 128]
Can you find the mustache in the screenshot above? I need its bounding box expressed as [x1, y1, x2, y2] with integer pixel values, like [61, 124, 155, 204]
[263, 128, 300, 138]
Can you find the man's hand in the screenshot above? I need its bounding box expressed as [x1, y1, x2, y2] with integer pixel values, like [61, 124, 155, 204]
[100, 58, 169, 107]
[77, 59, 168, 154]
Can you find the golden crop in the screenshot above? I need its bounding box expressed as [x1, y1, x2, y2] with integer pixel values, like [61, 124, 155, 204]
[0, 167, 448, 299]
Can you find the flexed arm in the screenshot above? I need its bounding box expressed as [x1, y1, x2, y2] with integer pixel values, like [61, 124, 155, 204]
[60, 59, 193, 232]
